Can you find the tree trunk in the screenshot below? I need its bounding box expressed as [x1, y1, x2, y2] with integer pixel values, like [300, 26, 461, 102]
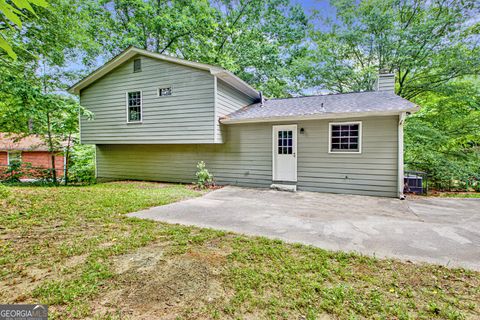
[64, 132, 72, 186]
[46, 112, 57, 184]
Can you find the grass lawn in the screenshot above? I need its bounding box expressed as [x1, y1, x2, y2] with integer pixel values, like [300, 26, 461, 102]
[435, 192, 480, 198]
[1, 181, 479, 319]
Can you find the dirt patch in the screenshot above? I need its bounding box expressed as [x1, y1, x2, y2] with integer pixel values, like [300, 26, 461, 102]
[92, 243, 228, 319]
[0, 266, 52, 303]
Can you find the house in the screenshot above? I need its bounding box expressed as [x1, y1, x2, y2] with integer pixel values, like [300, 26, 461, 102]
[0, 133, 65, 178]
[69, 47, 418, 198]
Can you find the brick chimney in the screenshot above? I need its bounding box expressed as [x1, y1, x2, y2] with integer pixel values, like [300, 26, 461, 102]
[375, 71, 395, 93]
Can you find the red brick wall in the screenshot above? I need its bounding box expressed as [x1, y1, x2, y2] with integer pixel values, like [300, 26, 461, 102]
[0, 151, 64, 178]
[22, 152, 65, 176]
[0, 152, 7, 165]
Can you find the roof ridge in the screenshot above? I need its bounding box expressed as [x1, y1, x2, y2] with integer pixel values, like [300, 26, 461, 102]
[266, 90, 381, 102]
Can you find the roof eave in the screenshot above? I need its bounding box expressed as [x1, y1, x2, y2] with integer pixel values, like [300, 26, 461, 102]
[211, 70, 260, 99]
[220, 107, 419, 124]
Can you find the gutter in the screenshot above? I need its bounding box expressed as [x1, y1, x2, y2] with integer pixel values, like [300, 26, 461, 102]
[220, 108, 420, 124]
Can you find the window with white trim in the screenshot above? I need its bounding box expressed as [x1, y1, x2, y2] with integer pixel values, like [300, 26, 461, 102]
[158, 87, 172, 97]
[127, 91, 142, 122]
[329, 122, 361, 153]
[8, 151, 22, 165]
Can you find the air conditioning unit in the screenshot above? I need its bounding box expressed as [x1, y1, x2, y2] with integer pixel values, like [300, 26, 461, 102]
[404, 175, 423, 194]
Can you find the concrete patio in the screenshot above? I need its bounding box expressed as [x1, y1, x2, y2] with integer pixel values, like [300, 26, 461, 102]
[128, 186, 480, 270]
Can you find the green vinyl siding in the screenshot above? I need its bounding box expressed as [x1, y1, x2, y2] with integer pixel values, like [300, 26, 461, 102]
[80, 55, 216, 144]
[215, 78, 255, 143]
[96, 116, 399, 197]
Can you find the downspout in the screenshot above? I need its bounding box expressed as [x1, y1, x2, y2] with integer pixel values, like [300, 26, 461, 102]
[398, 112, 407, 199]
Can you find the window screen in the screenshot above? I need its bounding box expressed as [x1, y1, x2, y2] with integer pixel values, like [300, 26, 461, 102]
[127, 91, 142, 122]
[133, 58, 141, 72]
[330, 123, 360, 152]
[278, 130, 293, 155]
[158, 87, 172, 96]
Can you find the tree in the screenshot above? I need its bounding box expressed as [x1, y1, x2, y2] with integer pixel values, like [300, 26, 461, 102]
[82, 0, 310, 97]
[303, 0, 480, 99]
[404, 80, 480, 188]
[0, 0, 98, 183]
[0, 0, 48, 59]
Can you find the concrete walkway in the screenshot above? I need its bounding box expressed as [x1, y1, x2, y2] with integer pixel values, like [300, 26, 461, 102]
[129, 187, 480, 270]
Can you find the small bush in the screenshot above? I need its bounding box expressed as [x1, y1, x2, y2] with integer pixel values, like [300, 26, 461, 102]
[68, 144, 96, 184]
[0, 183, 10, 198]
[195, 161, 213, 189]
[3, 161, 23, 182]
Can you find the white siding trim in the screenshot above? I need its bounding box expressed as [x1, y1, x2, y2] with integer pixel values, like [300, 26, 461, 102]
[272, 124, 298, 182]
[213, 76, 218, 143]
[398, 112, 406, 199]
[125, 90, 143, 124]
[328, 121, 362, 154]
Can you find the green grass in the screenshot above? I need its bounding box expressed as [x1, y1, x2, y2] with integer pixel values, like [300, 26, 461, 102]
[436, 192, 480, 198]
[1, 182, 479, 319]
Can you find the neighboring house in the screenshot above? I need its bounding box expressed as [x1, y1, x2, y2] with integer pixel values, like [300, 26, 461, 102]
[69, 47, 418, 198]
[0, 133, 65, 178]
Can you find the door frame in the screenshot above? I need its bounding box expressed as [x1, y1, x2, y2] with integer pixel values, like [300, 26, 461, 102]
[272, 124, 298, 182]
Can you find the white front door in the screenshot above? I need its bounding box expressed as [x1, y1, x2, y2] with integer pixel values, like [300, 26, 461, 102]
[273, 125, 297, 182]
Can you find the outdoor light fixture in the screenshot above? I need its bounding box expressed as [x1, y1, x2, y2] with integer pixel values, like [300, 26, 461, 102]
[300, 128, 305, 134]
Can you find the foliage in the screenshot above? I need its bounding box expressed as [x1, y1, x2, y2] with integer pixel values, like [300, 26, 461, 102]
[2, 160, 22, 182]
[304, 0, 480, 98]
[0, 161, 52, 182]
[0, 0, 98, 183]
[405, 80, 480, 189]
[195, 161, 213, 189]
[68, 144, 96, 184]
[0, 0, 48, 59]
[84, 0, 310, 97]
[0, 183, 10, 198]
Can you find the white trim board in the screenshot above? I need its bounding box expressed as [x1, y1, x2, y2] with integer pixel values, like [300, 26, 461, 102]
[125, 90, 143, 124]
[272, 124, 297, 182]
[398, 112, 406, 199]
[328, 121, 362, 154]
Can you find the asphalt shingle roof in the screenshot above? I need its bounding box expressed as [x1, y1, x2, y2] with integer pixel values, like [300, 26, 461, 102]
[222, 91, 417, 123]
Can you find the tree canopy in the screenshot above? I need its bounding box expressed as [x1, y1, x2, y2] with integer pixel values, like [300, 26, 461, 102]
[82, 0, 310, 97]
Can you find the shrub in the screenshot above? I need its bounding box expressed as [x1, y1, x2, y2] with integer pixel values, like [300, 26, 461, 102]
[0, 183, 10, 198]
[195, 161, 213, 189]
[3, 161, 23, 182]
[68, 144, 96, 184]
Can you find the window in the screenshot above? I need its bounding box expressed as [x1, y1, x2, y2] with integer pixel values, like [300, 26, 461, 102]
[127, 91, 142, 122]
[158, 87, 172, 97]
[329, 122, 361, 153]
[133, 58, 141, 72]
[278, 130, 293, 155]
[8, 151, 22, 165]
